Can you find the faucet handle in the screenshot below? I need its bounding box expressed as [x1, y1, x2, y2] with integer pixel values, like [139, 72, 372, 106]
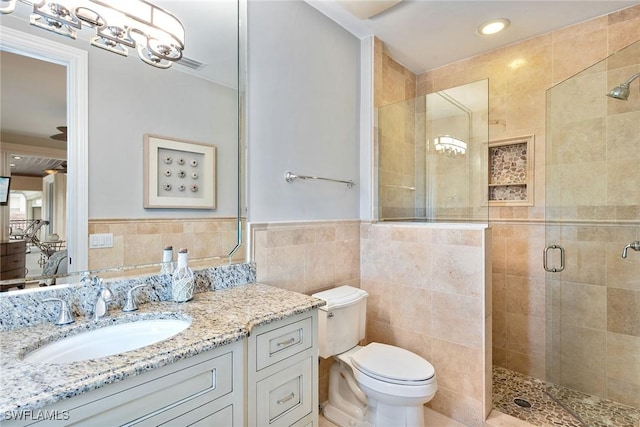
[123, 284, 148, 312]
[79, 272, 91, 285]
[42, 298, 75, 326]
[621, 241, 640, 258]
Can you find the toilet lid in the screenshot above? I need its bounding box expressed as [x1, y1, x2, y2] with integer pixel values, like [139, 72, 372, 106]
[351, 343, 435, 384]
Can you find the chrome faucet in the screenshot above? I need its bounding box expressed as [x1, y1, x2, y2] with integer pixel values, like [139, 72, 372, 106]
[42, 298, 75, 325]
[122, 284, 148, 312]
[93, 276, 113, 320]
[621, 241, 640, 259]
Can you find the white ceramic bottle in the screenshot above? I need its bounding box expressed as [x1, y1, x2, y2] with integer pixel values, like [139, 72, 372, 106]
[160, 245, 174, 275]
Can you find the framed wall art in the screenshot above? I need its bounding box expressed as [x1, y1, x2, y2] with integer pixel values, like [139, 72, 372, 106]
[144, 134, 216, 209]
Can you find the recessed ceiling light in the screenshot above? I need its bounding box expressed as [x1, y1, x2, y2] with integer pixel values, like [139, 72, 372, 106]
[12, 155, 22, 160]
[478, 18, 510, 36]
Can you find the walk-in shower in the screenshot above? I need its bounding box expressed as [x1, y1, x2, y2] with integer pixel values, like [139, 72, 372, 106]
[544, 39, 640, 426]
[606, 72, 640, 100]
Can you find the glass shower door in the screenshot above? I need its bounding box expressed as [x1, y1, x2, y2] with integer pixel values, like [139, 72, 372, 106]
[545, 40, 640, 426]
[376, 79, 488, 223]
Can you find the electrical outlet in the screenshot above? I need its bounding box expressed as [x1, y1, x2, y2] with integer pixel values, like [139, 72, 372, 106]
[89, 233, 114, 249]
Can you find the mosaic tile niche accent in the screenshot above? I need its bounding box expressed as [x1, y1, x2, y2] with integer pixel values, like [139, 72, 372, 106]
[488, 138, 531, 203]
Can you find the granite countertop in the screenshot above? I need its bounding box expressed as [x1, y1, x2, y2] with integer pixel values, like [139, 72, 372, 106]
[0, 283, 325, 413]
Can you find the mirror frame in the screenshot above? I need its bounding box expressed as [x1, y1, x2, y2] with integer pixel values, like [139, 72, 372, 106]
[0, 25, 88, 273]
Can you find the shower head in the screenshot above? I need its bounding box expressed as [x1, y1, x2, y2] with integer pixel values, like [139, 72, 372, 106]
[607, 72, 640, 100]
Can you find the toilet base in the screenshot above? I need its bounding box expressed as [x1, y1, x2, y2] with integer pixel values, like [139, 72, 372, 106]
[323, 402, 371, 427]
[366, 398, 425, 427]
[324, 358, 371, 427]
[325, 354, 430, 427]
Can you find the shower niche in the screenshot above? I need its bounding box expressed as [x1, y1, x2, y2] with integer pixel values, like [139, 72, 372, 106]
[487, 134, 534, 206]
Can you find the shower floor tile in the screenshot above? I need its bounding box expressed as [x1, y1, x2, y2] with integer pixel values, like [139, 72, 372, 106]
[493, 366, 640, 427]
[546, 383, 640, 427]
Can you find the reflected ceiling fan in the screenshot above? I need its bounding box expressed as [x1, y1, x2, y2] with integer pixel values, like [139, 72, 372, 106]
[44, 161, 67, 175]
[50, 126, 67, 141]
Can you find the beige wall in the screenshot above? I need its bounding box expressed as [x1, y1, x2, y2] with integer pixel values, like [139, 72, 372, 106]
[361, 223, 492, 426]
[413, 3, 640, 406]
[249, 220, 361, 405]
[373, 1, 640, 409]
[375, 39, 419, 219]
[249, 3, 640, 422]
[9, 175, 41, 192]
[88, 218, 243, 274]
[250, 220, 492, 425]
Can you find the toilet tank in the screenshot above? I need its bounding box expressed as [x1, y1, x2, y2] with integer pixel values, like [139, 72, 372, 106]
[312, 286, 368, 358]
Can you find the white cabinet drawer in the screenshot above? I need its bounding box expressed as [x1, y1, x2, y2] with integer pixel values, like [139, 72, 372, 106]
[290, 413, 314, 427]
[256, 356, 313, 427]
[255, 316, 313, 370]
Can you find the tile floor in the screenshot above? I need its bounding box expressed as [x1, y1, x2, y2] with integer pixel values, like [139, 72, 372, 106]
[493, 366, 640, 427]
[319, 407, 531, 427]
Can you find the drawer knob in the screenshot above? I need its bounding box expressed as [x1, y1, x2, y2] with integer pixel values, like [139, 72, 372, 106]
[276, 337, 296, 347]
[276, 392, 295, 405]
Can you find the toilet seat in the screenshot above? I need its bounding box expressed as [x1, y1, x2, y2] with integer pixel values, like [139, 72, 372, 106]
[351, 343, 435, 386]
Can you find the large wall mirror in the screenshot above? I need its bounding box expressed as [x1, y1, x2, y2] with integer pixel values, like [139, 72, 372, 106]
[0, 0, 246, 293]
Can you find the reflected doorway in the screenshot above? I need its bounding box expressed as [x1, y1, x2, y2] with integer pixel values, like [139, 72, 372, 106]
[1, 50, 68, 278]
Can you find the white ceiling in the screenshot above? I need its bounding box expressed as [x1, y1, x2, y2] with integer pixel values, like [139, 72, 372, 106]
[306, 0, 639, 74]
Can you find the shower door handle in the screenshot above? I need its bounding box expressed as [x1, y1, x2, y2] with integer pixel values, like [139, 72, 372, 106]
[543, 245, 565, 272]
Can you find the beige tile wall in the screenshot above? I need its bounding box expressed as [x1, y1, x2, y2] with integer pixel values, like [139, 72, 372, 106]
[250, 220, 492, 425]
[375, 38, 419, 219]
[249, 220, 361, 405]
[361, 223, 492, 426]
[410, 5, 640, 406]
[250, 220, 361, 294]
[88, 217, 243, 275]
[374, 38, 416, 109]
[376, 1, 640, 409]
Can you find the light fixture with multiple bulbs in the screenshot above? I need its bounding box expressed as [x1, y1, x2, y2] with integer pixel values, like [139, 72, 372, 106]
[477, 18, 510, 36]
[433, 135, 467, 156]
[0, 0, 185, 69]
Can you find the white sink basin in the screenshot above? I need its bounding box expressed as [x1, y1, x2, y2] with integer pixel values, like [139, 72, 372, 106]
[23, 318, 191, 364]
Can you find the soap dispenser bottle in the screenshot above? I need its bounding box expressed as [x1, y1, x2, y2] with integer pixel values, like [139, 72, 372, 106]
[171, 248, 194, 302]
[160, 245, 174, 275]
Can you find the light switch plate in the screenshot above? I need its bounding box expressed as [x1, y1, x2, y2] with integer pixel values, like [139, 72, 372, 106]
[89, 233, 113, 249]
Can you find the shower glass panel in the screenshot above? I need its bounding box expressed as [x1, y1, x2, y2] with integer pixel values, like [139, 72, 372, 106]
[377, 79, 488, 223]
[545, 39, 640, 424]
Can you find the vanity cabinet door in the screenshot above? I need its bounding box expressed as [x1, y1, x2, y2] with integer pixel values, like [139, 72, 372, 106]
[248, 310, 318, 427]
[9, 341, 243, 427]
[155, 403, 234, 426]
[256, 356, 313, 426]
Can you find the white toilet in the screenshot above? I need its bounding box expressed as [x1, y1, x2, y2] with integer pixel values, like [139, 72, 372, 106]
[313, 286, 437, 427]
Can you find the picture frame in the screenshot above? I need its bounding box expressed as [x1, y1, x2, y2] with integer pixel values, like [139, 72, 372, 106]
[144, 134, 216, 209]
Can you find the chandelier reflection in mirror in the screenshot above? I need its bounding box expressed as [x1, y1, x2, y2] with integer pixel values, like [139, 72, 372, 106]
[433, 135, 467, 156]
[0, 0, 185, 69]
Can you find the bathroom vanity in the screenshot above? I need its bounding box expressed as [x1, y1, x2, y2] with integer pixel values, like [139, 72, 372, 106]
[0, 284, 323, 427]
